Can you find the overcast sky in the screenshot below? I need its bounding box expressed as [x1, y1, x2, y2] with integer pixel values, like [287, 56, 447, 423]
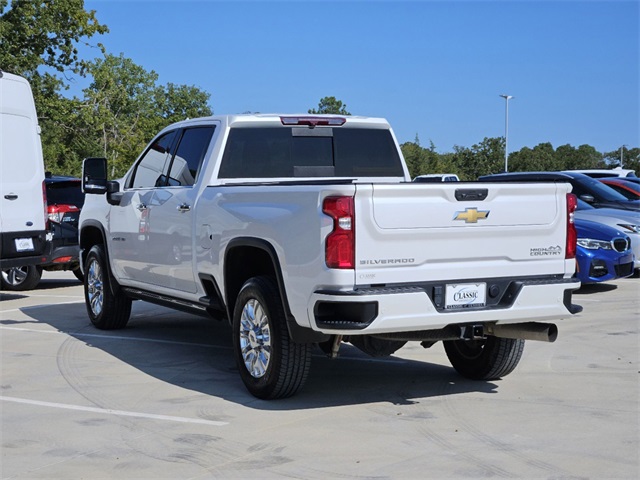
[83, 0, 639, 154]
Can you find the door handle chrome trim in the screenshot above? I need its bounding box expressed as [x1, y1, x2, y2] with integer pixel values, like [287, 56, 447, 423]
[177, 204, 191, 213]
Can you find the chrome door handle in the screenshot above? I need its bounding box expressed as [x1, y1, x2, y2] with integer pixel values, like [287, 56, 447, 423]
[177, 203, 191, 213]
[137, 203, 147, 211]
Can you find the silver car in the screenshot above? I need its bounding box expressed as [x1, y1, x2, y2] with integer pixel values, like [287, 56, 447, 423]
[575, 199, 640, 273]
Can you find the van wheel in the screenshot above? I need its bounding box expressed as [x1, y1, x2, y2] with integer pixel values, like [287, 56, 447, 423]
[1, 265, 42, 291]
[232, 276, 311, 399]
[443, 336, 525, 380]
[84, 244, 131, 330]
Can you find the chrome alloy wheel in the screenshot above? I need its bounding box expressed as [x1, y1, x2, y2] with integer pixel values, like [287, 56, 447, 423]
[239, 298, 272, 378]
[86, 258, 104, 317]
[2, 266, 29, 286]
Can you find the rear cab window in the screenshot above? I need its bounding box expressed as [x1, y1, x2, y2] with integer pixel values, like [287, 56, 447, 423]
[218, 126, 404, 179]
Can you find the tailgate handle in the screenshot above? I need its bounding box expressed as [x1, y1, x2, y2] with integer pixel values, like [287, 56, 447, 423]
[455, 189, 488, 201]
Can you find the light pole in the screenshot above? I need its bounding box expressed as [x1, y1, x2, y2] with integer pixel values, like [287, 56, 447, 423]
[499, 94, 513, 172]
[620, 144, 628, 168]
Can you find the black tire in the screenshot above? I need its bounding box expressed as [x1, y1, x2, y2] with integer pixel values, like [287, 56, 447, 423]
[1, 265, 42, 291]
[443, 336, 525, 380]
[72, 267, 83, 282]
[84, 244, 132, 330]
[232, 276, 311, 399]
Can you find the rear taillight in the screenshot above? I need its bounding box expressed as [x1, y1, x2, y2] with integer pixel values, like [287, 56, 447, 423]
[323, 196, 355, 269]
[47, 204, 79, 224]
[566, 193, 577, 259]
[42, 181, 48, 227]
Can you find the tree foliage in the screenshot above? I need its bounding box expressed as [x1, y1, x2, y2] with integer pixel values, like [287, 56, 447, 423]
[0, 0, 107, 77]
[1, 2, 212, 178]
[399, 138, 638, 181]
[308, 96, 350, 115]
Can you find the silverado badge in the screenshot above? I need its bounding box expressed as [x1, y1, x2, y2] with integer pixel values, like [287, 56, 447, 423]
[453, 207, 490, 223]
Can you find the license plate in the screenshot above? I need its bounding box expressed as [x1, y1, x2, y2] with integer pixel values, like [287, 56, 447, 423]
[15, 237, 34, 252]
[445, 283, 486, 309]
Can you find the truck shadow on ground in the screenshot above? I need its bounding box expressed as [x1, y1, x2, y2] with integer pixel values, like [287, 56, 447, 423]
[575, 283, 619, 295]
[16, 300, 499, 410]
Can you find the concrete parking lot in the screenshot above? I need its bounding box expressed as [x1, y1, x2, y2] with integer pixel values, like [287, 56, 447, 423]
[1, 272, 638, 479]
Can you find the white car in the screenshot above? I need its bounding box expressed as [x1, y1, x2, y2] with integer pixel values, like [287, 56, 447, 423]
[565, 168, 637, 179]
[575, 199, 640, 272]
[413, 173, 460, 182]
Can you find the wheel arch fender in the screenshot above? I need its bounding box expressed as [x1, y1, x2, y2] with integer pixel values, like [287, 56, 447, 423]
[224, 237, 327, 343]
[79, 221, 121, 296]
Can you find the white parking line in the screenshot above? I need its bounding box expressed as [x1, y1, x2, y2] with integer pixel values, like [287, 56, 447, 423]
[0, 396, 228, 426]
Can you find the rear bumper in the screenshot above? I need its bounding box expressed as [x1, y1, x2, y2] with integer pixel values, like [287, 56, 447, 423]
[308, 277, 581, 335]
[0, 230, 47, 268]
[0, 230, 48, 268]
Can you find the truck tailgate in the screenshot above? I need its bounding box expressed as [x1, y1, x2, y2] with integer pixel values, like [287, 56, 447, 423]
[354, 182, 573, 286]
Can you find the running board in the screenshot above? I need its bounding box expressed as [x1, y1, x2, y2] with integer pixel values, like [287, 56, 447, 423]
[121, 287, 213, 318]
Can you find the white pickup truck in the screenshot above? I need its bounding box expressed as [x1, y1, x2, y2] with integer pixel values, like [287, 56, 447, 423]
[79, 114, 582, 399]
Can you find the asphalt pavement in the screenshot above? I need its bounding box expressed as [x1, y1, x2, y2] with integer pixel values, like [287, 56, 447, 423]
[1, 271, 638, 479]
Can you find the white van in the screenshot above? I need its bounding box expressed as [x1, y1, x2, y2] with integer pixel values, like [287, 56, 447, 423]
[0, 71, 48, 271]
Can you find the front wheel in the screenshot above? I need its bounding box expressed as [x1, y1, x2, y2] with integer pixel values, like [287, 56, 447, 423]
[232, 276, 311, 399]
[1, 265, 42, 291]
[443, 336, 525, 380]
[84, 244, 132, 330]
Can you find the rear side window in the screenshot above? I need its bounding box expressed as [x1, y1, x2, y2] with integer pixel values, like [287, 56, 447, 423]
[218, 127, 404, 178]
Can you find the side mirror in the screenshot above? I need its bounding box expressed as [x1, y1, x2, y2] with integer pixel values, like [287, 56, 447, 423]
[579, 194, 595, 204]
[82, 157, 108, 194]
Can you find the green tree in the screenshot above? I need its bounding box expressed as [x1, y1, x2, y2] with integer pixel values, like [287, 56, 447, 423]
[554, 144, 602, 170]
[508, 147, 532, 172]
[451, 137, 505, 180]
[603, 146, 640, 174]
[401, 137, 454, 179]
[0, 0, 108, 175]
[153, 82, 212, 129]
[0, 0, 107, 78]
[78, 53, 160, 176]
[77, 54, 213, 177]
[308, 96, 350, 115]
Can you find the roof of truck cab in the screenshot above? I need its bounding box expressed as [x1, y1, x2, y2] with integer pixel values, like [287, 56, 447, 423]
[165, 114, 392, 130]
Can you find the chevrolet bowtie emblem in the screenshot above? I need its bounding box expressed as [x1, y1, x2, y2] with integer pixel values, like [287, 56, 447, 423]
[453, 207, 490, 223]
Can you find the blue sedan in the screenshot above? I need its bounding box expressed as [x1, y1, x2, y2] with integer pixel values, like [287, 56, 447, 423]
[575, 219, 635, 284]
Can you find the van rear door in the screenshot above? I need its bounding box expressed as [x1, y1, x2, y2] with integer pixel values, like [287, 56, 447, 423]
[0, 73, 47, 265]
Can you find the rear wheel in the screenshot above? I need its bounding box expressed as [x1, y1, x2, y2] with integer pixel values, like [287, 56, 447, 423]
[84, 244, 131, 330]
[1, 265, 42, 291]
[443, 336, 525, 380]
[232, 276, 311, 399]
